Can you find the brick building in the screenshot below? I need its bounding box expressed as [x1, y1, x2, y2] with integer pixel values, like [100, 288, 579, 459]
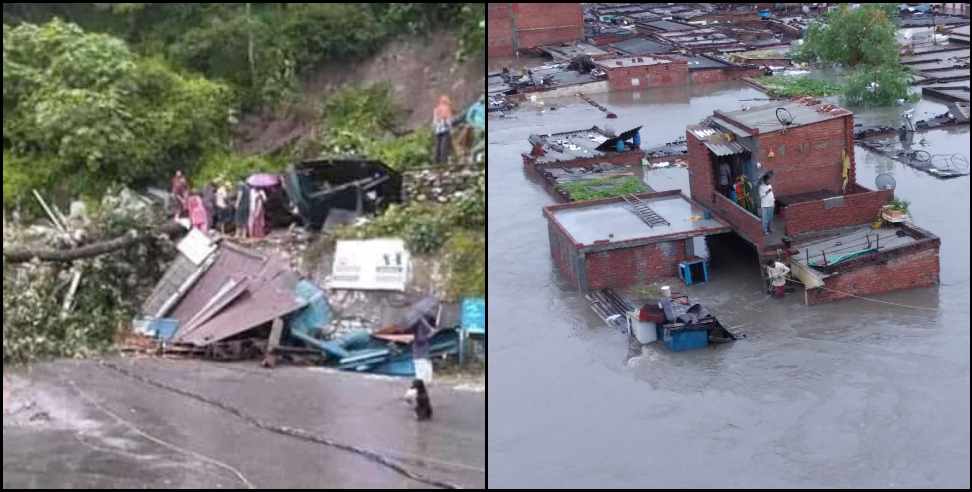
[593, 56, 689, 91]
[487, 3, 584, 57]
[684, 99, 941, 303]
[544, 191, 731, 291]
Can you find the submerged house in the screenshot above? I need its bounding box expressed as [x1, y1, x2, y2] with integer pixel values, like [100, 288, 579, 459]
[523, 126, 645, 172]
[685, 99, 941, 303]
[544, 190, 731, 291]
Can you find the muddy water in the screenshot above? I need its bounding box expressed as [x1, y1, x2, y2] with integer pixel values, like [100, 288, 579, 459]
[487, 82, 970, 488]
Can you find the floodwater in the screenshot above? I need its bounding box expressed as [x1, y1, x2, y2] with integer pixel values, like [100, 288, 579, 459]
[487, 81, 970, 488]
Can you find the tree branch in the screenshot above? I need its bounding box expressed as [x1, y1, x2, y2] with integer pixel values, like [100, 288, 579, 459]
[3, 222, 185, 264]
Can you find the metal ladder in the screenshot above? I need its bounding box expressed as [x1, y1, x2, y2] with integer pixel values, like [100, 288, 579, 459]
[622, 194, 670, 228]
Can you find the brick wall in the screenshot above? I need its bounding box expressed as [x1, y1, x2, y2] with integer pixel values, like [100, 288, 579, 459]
[487, 3, 583, 57]
[603, 59, 689, 91]
[754, 116, 852, 197]
[585, 240, 688, 290]
[523, 148, 644, 171]
[690, 67, 764, 84]
[488, 3, 514, 57]
[807, 238, 941, 304]
[785, 188, 893, 236]
[548, 220, 580, 288]
[686, 131, 717, 207]
[513, 3, 584, 50]
[712, 193, 765, 249]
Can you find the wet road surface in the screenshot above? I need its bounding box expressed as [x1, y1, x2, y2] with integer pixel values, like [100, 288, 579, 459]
[487, 81, 970, 488]
[3, 358, 485, 489]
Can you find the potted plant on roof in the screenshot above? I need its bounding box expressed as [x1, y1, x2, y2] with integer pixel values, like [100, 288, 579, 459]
[882, 198, 910, 223]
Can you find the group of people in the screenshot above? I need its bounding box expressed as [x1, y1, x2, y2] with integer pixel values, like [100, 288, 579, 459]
[170, 171, 268, 239]
[717, 163, 777, 236]
[718, 164, 789, 298]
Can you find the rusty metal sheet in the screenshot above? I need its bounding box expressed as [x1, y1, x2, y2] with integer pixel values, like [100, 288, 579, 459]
[169, 243, 267, 326]
[175, 261, 306, 347]
[177, 277, 250, 340]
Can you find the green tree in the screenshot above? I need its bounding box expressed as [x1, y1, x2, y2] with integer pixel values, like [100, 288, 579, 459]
[3, 19, 234, 204]
[793, 4, 914, 107]
[797, 4, 899, 67]
[843, 65, 916, 108]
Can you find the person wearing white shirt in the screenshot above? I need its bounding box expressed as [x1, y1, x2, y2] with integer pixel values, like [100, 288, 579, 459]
[766, 259, 791, 298]
[758, 173, 775, 235]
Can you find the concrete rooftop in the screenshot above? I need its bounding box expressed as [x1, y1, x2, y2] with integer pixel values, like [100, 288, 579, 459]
[596, 56, 674, 68]
[532, 128, 612, 163]
[791, 225, 917, 270]
[718, 100, 851, 134]
[550, 194, 729, 247]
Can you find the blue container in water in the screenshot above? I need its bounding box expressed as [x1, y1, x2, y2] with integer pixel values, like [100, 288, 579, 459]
[662, 326, 709, 352]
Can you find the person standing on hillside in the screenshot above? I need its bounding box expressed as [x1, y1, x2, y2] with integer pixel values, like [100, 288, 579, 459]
[433, 95, 454, 165]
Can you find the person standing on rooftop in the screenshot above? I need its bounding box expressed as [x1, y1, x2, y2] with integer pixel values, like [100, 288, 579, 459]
[759, 172, 775, 235]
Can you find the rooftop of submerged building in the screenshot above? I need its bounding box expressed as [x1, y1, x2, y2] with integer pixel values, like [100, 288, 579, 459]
[708, 98, 854, 136]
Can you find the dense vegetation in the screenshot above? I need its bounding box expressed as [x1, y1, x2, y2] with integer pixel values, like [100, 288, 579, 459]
[3, 192, 176, 365]
[753, 75, 844, 98]
[3, 4, 485, 111]
[3, 4, 486, 364]
[3, 20, 234, 206]
[792, 4, 916, 107]
[3, 3, 485, 207]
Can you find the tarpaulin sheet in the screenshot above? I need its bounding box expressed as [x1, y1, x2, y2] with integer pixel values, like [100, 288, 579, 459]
[289, 280, 332, 336]
[462, 298, 486, 336]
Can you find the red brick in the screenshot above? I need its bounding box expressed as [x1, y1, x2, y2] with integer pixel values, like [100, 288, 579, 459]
[584, 240, 688, 290]
[597, 56, 689, 91]
[488, 3, 583, 57]
[807, 240, 941, 304]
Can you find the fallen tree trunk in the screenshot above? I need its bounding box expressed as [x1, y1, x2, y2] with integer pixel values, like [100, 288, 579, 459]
[3, 222, 185, 264]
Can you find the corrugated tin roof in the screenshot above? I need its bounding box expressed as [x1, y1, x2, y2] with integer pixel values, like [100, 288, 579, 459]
[175, 259, 305, 347]
[141, 254, 199, 318]
[169, 243, 267, 325]
[688, 125, 717, 139]
[704, 140, 747, 156]
[689, 125, 748, 156]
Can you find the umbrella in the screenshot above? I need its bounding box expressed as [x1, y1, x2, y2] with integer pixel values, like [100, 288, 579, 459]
[400, 296, 441, 328]
[247, 173, 281, 188]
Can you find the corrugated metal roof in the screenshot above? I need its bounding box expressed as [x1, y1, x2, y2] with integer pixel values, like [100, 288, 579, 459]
[688, 125, 717, 139]
[704, 140, 747, 156]
[141, 254, 198, 318]
[175, 260, 305, 347]
[169, 243, 267, 325]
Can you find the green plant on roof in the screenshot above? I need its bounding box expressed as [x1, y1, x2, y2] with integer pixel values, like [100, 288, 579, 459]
[887, 198, 910, 214]
[754, 75, 843, 98]
[559, 176, 647, 201]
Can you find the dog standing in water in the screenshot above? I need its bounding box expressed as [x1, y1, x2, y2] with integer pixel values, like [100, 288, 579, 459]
[412, 379, 433, 421]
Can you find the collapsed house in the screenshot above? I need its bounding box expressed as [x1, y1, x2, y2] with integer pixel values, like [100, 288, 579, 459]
[138, 232, 477, 374]
[543, 190, 731, 291]
[282, 158, 403, 231]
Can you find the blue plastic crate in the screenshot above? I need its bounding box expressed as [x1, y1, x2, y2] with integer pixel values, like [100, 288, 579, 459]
[662, 326, 709, 352]
[679, 259, 710, 286]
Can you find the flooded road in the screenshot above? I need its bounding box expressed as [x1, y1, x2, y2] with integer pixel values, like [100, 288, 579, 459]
[487, 82, 970, 488]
